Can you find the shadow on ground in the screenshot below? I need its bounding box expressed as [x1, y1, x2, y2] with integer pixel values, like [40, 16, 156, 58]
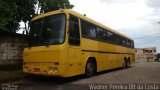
[23, 66, 133, 85]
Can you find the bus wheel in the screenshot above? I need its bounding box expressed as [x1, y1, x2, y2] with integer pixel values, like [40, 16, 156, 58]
[127, 58, 130, 68]
[123, 59, 128, 69]
[85, 60, 96, 77]
[124, 60, 130, 68]
[126, 60, 129, 68]
[122, 61, 126, 69]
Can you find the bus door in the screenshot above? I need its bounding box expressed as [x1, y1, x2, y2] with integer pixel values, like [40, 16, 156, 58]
[68, 15, 82, 75]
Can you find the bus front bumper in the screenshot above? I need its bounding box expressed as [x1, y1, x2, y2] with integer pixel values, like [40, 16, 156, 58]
[23, 63, 67, 77]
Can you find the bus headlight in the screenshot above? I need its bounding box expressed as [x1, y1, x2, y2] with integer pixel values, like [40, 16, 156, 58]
[49, 67, 58, 73]
[24, 66, 28, 70]
[49, 67, 53, 73]
[53, 67, 58, 73]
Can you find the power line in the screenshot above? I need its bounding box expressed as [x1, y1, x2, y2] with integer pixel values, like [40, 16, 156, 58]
[133, 33, 160, 39]
[135, 35, 160, 41]
[136, 40, 160, 45]
[135, 36, 160, 42]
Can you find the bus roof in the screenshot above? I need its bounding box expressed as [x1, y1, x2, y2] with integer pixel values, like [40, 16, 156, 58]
[32, 9, 133, 40]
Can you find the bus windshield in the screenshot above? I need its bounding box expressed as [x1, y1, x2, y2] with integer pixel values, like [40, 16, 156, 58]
[28, 14, 65, 47]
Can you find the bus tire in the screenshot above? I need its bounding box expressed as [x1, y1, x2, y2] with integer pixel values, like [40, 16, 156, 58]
[125, 60, 130, 68]
[127, 58, 131, 68]
[123, 57, 129, 69]
[85, 60, 96, 77]
[122, 61, 126, 69]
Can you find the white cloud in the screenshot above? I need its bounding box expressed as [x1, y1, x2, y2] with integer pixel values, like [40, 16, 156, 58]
[70, 0, 153, 30]
[146, 0, 160, 8]
[69, 0, 160, 52]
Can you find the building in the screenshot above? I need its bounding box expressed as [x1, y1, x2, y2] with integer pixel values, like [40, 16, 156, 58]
[135, 47, 157, 63]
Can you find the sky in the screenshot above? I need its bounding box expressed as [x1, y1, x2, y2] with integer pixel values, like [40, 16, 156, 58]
[69, 0, 160, 53]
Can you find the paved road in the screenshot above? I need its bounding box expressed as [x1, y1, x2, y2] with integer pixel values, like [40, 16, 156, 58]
[4, 62, 160, 90]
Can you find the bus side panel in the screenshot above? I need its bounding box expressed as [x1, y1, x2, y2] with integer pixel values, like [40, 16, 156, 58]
[81, 38, 101, 72]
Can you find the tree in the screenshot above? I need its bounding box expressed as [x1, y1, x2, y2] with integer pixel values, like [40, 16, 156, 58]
[15, 0, 36, 33]
[0, 0, 74, 33]
[37, 0, 74, 14]
[0, 0, 35, 33]
[0, 0, 19, 32]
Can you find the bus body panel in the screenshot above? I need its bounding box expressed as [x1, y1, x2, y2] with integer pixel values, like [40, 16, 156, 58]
[23, 44, 69, 77]
[81, 38, 135, 72]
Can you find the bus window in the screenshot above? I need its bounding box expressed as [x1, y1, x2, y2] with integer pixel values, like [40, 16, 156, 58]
[107, 31, 114, 42]
[131, 41, 134, 48]
[121, 38, 126, 46]
[29, 14, 65, 46]
[81, 20, 96, 39]
[96, 27, 107, 41]
[97, 27, 103, 39]
[115, 35, 120, 44]
[89, 27, 96, 38]
[69, 15, 80, 46]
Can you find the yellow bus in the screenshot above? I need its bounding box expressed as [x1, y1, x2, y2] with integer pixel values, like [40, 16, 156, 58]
[23, 9, 135, 77]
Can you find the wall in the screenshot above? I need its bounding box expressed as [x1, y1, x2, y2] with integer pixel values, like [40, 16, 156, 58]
[135, 47, 157, 63]
[135, 49, 145, 63]
[0, 32, 25, 69]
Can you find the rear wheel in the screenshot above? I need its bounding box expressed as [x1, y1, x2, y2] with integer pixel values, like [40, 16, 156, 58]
[122, 61, 126, 69]
[123, 59, 130, 68]
[127, 59, 130, 68]
[125, 60, 129, 68]
[85, 61, 96, 77]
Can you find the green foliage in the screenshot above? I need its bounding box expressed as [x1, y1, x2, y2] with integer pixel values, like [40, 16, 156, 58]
[15, 0, 36, 32]
[38, 0, 74, 13]
[15, 0, 36, 22]
[0, 0, 74, 33]
[0, 0, 19, 32]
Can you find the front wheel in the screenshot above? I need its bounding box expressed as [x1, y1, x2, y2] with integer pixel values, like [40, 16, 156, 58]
[85, 61, 96, 77]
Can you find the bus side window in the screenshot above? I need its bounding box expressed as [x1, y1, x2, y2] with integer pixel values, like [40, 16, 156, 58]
[121, 38, 126, 46]
[115, 35, 120, 44]
[81, 20, 96, 39]
[107, 31, 114, 42]
[69, 15, 80, 46]
[97, 27, 104, 39]
[131, 41, 134, 48]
